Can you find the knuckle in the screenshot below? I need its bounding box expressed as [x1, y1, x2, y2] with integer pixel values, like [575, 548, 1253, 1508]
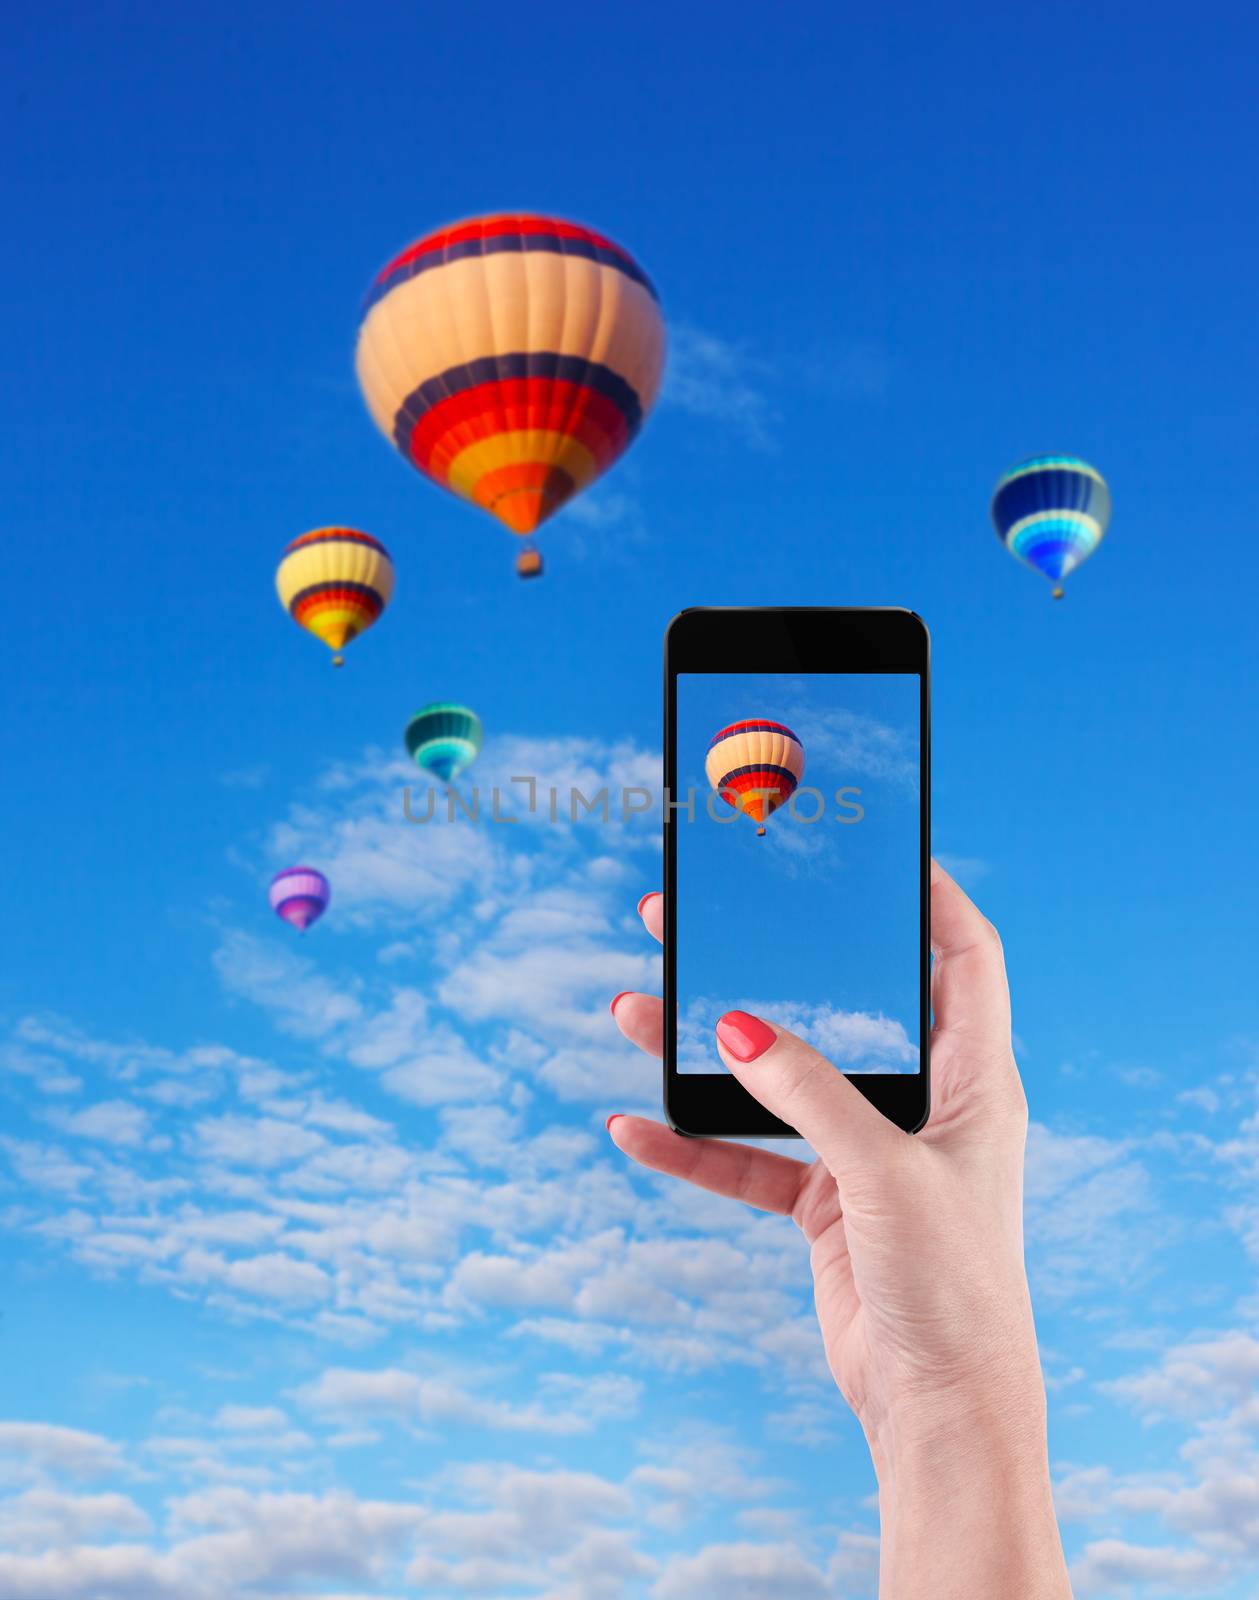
[1004, 1083, 1030, 1128]
[977, 915, 1004, 954]
[995, 1058, 1029, 1124]
[774, 1050, 832, 1110]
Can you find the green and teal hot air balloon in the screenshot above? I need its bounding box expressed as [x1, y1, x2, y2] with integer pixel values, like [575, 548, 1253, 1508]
[404, 703, 483, 784]
[991, 455, 1111, 599]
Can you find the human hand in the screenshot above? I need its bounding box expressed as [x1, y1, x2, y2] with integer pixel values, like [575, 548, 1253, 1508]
[608, 862, 1071, 1599]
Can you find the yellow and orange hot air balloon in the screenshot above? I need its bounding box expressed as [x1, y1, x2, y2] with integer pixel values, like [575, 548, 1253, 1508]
[275, 527, 394, 666]
[354, 213, 666, 577]
[706, 720, 806, 838]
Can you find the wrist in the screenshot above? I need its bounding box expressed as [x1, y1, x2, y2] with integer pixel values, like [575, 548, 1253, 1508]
[867, 1344, 1048, 1472]
[866, 1372, 1070, 1600]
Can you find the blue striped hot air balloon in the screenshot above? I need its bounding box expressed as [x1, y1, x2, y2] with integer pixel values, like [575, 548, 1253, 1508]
[991, 455, 1111, 599]
[404, 703, 483, 784]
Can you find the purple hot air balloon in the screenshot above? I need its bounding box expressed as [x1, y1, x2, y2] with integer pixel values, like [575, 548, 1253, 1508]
[269, 866, 330, 933]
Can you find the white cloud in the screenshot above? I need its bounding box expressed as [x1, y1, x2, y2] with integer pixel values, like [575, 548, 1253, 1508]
[0, 1040, 81, 1096]
[1023, 1125, 1160, 1301]
[192, 1115, 327, 1171]
[1053, 1465, 1115, 1524]
[1108, 1330, 1259, 1420]
[57, 1102, 150, 1148]
[347, 999, 505, 1109]
[210, 1406, 307, 1445]
[780, 702, 919, 791]
[170, 1486, 422, 1593]
[555, 485, 645, 542]
[631, 1433, 780, 1526]
[405, 1463, 639, 1596]
[10, 1019, 273, 1104]
[438, 918, 655, 1038]
[662, 324, 778, 450]
[295, 1364, 639, 1437]
[830, 1528, 879, 1593]
[1114, 1457, 1259, 1560]
[533, 1041, 658, 1104]
[652, 1540, 830, 1599]
[178, 1247, 332, 1306]
[0, 1489, 149, 1553]
[0, 1138, 92, 1195]
[1071, 1537, 1227, 1595]
[214, 935, 363, 1041]
[0, 1424, 125, 1485]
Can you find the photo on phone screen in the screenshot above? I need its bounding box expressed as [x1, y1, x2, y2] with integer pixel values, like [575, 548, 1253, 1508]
[675, 671, 922, 1077]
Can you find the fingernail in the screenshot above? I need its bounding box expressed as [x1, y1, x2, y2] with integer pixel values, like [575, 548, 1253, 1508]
[610, 992, 632, 1015]
[605, 1113, 623, 1133]
[636, 892, 660, 916]
[715, 1010, 776, 1063]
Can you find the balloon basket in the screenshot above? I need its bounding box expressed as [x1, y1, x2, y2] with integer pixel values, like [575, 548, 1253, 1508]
[1052, 588, 1064, 601]
[516, 546, 544, 580]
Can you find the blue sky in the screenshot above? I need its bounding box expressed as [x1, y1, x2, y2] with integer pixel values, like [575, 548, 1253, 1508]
[2, 1, 1258, 1594]
[676, 675, 919, 1072]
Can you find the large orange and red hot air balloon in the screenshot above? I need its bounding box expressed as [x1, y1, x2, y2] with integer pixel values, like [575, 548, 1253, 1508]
[706, 720, 806, 837]
[354, 213, 666, 577]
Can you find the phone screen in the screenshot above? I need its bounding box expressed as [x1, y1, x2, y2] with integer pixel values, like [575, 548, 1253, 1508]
[675, 671, 922, 1076]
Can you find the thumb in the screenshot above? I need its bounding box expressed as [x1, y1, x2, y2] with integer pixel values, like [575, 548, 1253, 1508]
[715, 1010, 904, 1177]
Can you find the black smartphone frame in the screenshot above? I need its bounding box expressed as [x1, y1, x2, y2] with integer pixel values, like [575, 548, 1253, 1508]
[663, 606, 931, 1138]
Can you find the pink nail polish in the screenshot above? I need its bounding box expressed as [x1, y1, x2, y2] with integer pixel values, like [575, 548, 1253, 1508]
[609, 992, 631, 1015]
[605, 1113, 623, 1133]
[715, 1010, 776, 1063]
[636, 891, 660, 916]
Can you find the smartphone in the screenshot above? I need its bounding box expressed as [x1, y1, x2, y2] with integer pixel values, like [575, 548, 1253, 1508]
[664, 607, 930, 1138]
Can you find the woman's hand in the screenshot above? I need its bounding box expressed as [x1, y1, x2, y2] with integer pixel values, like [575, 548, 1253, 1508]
[608, 862, 1071, 1600]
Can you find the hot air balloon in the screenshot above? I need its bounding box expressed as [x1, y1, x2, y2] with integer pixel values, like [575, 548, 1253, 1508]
[405, 703, 483, 785]
[991, 456, 1110, 599]
[276, 528, 395, 665]
[706, 720, 805, 838]
[270, 866, 330, 933]
[355, 214, 666, 577]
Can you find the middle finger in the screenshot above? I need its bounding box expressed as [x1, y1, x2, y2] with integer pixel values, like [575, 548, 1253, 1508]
[610, 991, 664, 1058]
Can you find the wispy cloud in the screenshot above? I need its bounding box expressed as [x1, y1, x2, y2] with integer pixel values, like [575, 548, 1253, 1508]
[662, 323, 779, 450]
[781, 702, 920, 791]
[294, 1364, 640, 1437]
[1071, 1537, 1228, 1596]
[219, 766, 270, 790]
[1023, 1125, 1162, 1302]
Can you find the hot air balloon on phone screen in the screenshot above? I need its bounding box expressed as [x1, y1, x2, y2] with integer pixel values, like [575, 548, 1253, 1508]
[355, 214, 666, 578]
[705, 720, 805, 838]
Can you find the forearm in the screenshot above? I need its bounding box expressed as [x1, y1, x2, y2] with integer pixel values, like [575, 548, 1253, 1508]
[869, 1385, 1071, 1600]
